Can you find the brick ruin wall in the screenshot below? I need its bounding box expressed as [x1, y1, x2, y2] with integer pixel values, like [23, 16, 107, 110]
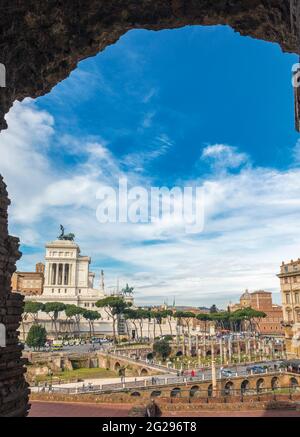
[0, 176, 29, 417]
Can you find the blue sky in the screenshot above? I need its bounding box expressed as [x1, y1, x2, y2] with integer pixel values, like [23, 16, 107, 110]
[0, 25, 299, 307]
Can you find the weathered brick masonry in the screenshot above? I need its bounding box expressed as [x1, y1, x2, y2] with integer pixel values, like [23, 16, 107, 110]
[0, 176, 29, 417]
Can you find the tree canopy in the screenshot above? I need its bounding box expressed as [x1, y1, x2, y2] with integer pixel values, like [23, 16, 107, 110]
[26, 324, 47, 350]
[153, 339, 172, 361]
[96, 296, 130, 315]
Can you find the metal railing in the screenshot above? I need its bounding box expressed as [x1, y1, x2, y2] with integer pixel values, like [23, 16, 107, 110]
[32, 369, 294, 395]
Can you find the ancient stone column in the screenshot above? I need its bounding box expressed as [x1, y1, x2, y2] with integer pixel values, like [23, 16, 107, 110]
[211, 341, 217, 397]
[187, 334, 191, 357]
[245, 339, 249, 361]
[228, 338, 232, 364]
[0, 176, 29, 416]
[248, 339, 252, 362]
[223, 344, 227, 364]
[237, 340, 241, 363]
[219, 338, 223, 365]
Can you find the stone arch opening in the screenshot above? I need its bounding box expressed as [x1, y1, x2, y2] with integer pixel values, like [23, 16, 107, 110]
[207, 384, 213, 398]
[176, 351, 183, 357]
[140, 368, 149, 376]
[271, 376, 279, 390]
[256, 378, 265, 393]
[131, 391, 141, 397]
[114, 362, 121, 372]
[170, 387, 181, 398]
[0, 1, 299, 133]
[206, 350, 211, 357]
[189, 385, 200, 398]
[241, 380, 250, 394]
[224, 381, 234, 396]
[290, 377, 299, 389]
[151, 390, 161, 398]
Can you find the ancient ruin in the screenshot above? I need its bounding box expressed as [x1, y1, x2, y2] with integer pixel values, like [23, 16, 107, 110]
[0, 177, 29, 416]
[0, 0, 300, 417]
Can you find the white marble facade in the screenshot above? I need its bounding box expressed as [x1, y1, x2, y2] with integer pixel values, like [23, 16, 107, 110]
[43, 239, 105, 307]
[24, 239, 112, 335]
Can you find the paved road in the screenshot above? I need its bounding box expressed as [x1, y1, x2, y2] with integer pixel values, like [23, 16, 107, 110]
[31, 375, 156, 391]
[29, 401, 132, 417]
[28, 401, 300, 417]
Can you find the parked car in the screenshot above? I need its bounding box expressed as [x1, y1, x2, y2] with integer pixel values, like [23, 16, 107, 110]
[247, 365, 265, 374]
[220, 369, 234, 378]
[52, 345, 63, 351]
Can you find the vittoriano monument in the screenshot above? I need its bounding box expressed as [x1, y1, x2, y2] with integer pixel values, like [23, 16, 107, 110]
[0, 0, 299, 418]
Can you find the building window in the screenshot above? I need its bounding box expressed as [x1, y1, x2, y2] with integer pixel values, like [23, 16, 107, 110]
[294, 276, 297, 283]
[284, 266, 288, 272]
[296, 310, 300, 323]
[78, 289, 81, 294]
[65, 289, 67, 293]
[58, 289, 60, 293]
[295, 293, 300, 304]
[52, 289, 54, 293]
[284, 277, 288, 284]
[286, 293, 291, 304]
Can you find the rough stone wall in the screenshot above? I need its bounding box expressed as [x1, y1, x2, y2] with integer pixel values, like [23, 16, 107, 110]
[0, 0, 299, 131]
[0, 176, 29, 417]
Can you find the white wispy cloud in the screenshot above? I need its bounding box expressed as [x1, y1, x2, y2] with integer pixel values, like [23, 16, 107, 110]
[2, 101, 300, 307]
[201, 144, 250, 170]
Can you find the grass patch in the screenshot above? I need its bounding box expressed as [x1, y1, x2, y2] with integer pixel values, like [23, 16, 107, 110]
[35, 367, 117, 383]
